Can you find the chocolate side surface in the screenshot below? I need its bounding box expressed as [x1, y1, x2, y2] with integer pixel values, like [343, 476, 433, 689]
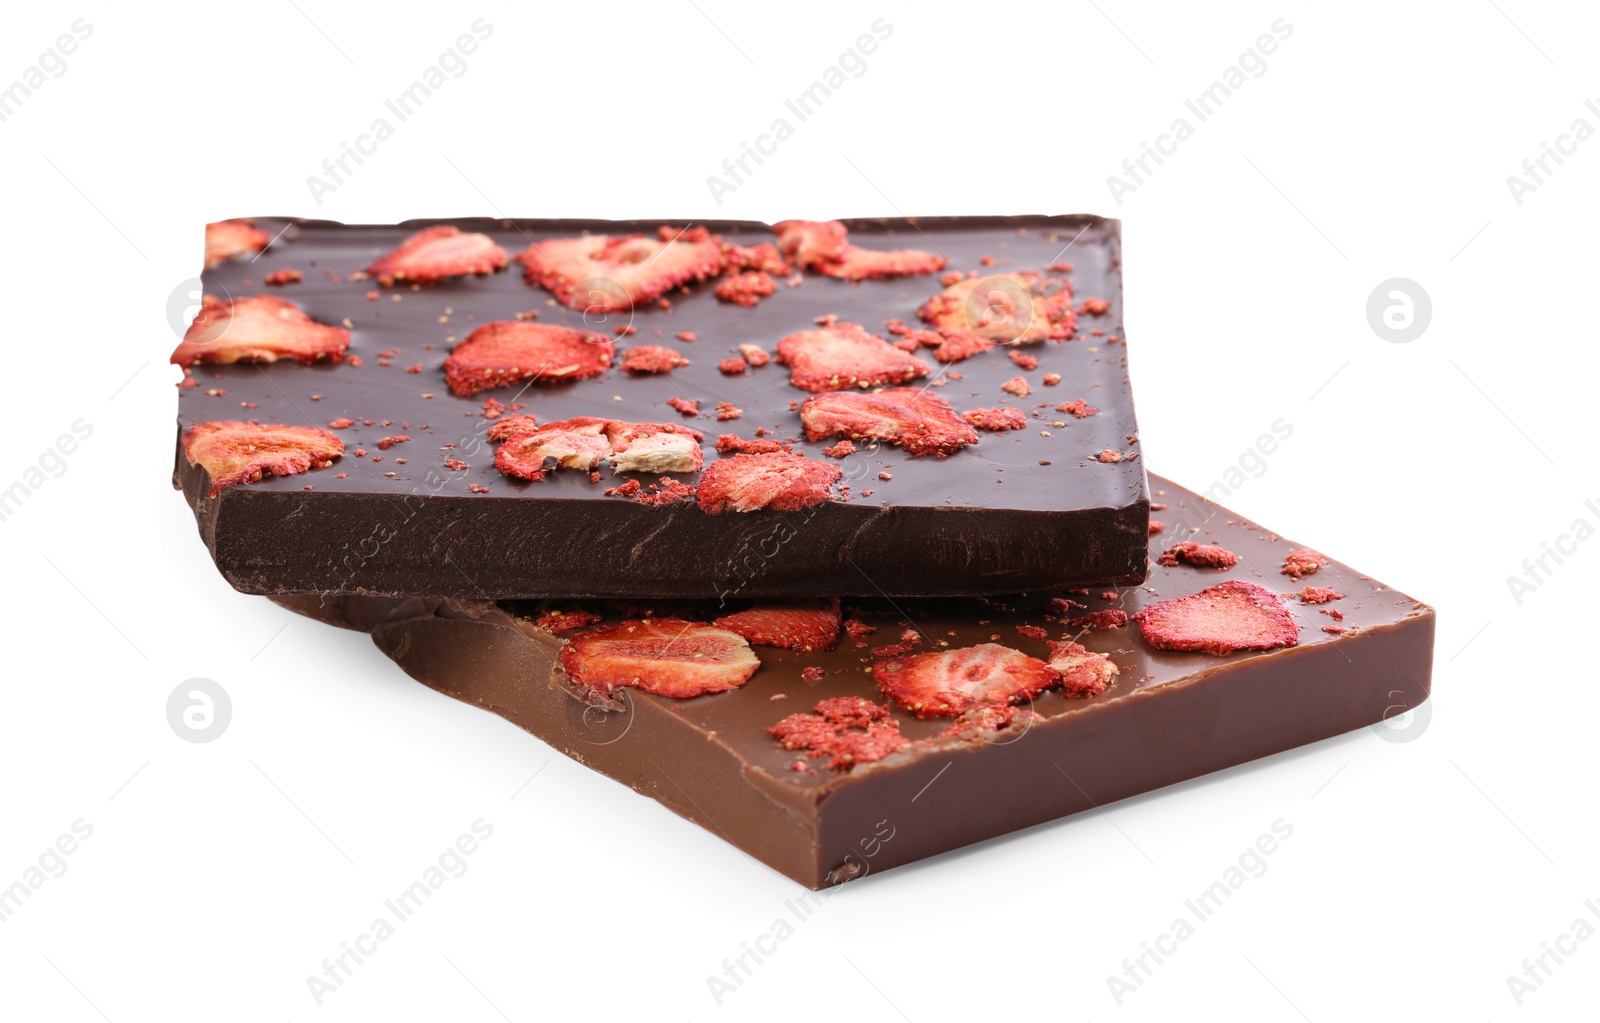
[276, 474, 1434, 888]
[179, 215, 1148, 598]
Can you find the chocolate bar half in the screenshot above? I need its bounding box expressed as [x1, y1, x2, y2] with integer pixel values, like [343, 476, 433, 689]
[273, 473, 1434, 889]
[177, 215, 1147, 599]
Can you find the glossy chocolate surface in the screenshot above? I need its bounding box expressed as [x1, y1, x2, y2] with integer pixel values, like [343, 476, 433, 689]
[273, 474, 1434, 888]
[180, 215, 1148, 598]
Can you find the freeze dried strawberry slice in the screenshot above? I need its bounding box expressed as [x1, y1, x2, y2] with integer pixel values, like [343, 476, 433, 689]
[561, 618, 759, 700]
[773, 220, 945, 280]
[492, 417, 612, 481]
[715, 270, 776, 307]
[1281, 549, 1326, 580]
[962, 407, 1026, 431]
[367, 225, 509, 285]
[715, 599, 841, 653]
[1133, 580, 1299, 656]
[918, 272, 1076, 343]
[619, 345, 690, 374]
[605, 421, 704, 474]
[876, 642, 1059, 717]
[444, 322, 614, 396]
[772, 220, 848, 267]
[697, 452, 841, 513]
[204, 219, 270, 268]
[800, 388, 977, 457]
[1046, 641, 1118, 697]
[182, 421, 343, 496]
[775, 323, 930, 392]
[517, 232, 723, 312]
[171, 295, 349, 367]
[1156, 542, 1239, 570]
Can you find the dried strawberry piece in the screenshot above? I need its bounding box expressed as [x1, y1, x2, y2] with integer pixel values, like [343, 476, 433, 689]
[715, 270, 776, 307]
[182, 421, 343, 496]
[493, 417, 613, 481]
[171, 295, 349, 367]
[963, 407, 1026, 431]
[605, 421, 704, 474]
[1009, 351, 1038, 370]
[697, 451, 841, 514]
[619, 345, 690, 374]
[561, 618, 759, 700]
[1001, 376, 1031, 397]
[876, 642, 1059, 717]
[918, 272, 1076, 343]
[722, 241, 791, 274]
[443, 322, 614, 396]
[204, 219, 269, 269]
[535, 609, 604, 634]
[775, 323, 930, 392]
[844, 619, 876, 638]
[1133, 580, 1299, 656]
[264, 268, 302, 286]
[1095, 449, 1123, 463]
[667, 397, 700, 417]
[1149, 521, 1165, 535]
[1082, 297, 1111, 316]
[718, 358, 747, 375]
[517, 232, 723, 312]
[376, 434, 410, 450]
[1056, 400, 1098, 418]
[1297, 586, 1344, 605]
[773, 220, 945, 280]
[929, 329, 997, 363]
[1046, 641, 1118, 697]
[1016, 624, 1049, 640]
[737, 343, 771, 367]
[367, 225, 508, 285]
[1281, 549, 1326, 580]
[485, 414, 539, 441]
[936, 704, 1027, 739]
[769, 696, 907, 770]
[715, 599, 841, 653]
[800, 388, 977, 457]
[715, 434, 784, 455]
[1066, 609, 1129, 631]
[1156, 542, 1239, 570]
[822, 440, 856, 458]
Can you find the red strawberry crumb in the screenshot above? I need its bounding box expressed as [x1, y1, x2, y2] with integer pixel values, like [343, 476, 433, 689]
[844, 619, 876, 638]
[1045, 262, 1073, 273]
[1095, 449, 1123, 463]
[368, 225, 509, 285]
[884, 318, 911, 336]
[535, 609, 604, 634]
[614, 324, 637, 337]
[376, 435, 410, 450]
[1001, 376, 1030, 397]
[327, 418, 355, 429]
[737, 343, 771, 367]
[800, 388, 977, 457]
[871, 641, 917, 658]
[1068, 609, 1129, 631]
[443, 459, 468, 471]
[620, 345, 690, 374]
[1042, 373, 1061, 386]
[1157, 542, 1238, 570]
[714, 402, 743, 421]
[1016, 624, 1049, 640]
[1149, 521, 1165, 535]
[928, 329, 996, 363]
[667, 398, 700, 416]
[698, 451, 839, 513]
[715, 270, 777, 307]
[264, 268, 302, 286]
[443, 322, 614, 396]
[1151, 503, 1168, 511]
[936, 705, 1029, 739]
[877, 471, 892, 481]
[715, 599, 841, 653]
[715, 434, 784, 455]
[721, 241, 791, 275]
[171, 295, 349, 367]
[1322, 626, 1347, 635]
[1046, 641, 1118, 697]
[1324, 608, 1345, 621]
[561, 619, 759, 700]
[1009, 351, 1038, 370]
[182, 421, 343, 496]
[1281, 549, 1326, 580]
[1082, 297, 1111, 315]
[1056, 400, 1097, 418]
[876, 643, 1059, 717]
[769, 696, 908, 770]
[467, 484, 490, 493]
[518, 232, 723, 312]
[718, 358, 747, 375]
[823, 440, 856, 458]
[676, 331, 697, 342]
[962, 407, 1027, 431]
[1298, 586, 1344, 604]
[354, 448, 368, 457]
[800, 666, 826, 682]
[1134, 580, 1299, 656]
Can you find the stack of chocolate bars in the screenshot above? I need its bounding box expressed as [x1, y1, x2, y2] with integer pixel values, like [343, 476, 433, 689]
[174, 215, 1434, 888]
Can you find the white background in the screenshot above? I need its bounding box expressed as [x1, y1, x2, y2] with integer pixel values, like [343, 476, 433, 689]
[2, 1, 1596, 1019]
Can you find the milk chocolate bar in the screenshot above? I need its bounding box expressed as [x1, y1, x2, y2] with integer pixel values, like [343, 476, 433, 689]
[273, 474, 1434, 888]
[176, 215, 1148, 599]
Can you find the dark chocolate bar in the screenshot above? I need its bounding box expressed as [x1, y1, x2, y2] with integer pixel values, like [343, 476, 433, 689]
[177, 215, 1147, 599]
[273, 473, 1434, 888]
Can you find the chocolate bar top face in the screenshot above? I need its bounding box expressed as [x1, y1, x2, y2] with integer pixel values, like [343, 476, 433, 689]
[471, 474, 1432, 803]
[176, 215, 1148, 599]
